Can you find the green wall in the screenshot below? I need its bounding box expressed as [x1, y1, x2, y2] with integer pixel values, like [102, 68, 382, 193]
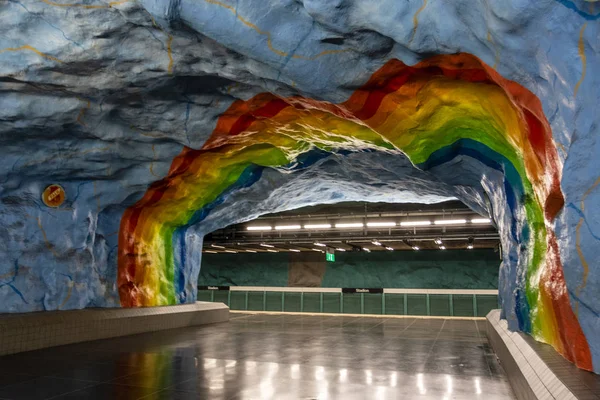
[199, 249, 500, 289]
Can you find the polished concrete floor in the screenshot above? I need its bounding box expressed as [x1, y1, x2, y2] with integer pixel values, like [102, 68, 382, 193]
[0, 313, 515, 399]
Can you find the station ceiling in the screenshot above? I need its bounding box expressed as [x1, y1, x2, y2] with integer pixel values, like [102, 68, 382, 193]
[204, 201, 500, 254]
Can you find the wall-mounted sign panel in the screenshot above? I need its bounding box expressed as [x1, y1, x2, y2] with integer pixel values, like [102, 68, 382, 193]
[42, 184, 66, 208]
[342, 288, 384, 294]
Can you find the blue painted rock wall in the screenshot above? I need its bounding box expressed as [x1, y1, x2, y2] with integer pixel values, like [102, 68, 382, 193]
[0, 0, 598, 371]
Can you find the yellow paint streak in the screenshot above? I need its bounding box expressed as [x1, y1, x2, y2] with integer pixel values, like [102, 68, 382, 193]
[166, 35, 174, 74]
[487, 30, 500, 69]
[149, 145, 160, 178]
[76, 100, 91, 126]
[581, 175, 600, 213]
[148, 17, 174, 74]
[37, 218, 60, 258]
[226, 83, 239, 94]
[409, 0, 427, 45]
[0, 45, 63, 63]
[204, 0, 350, 60]
[574, 23, 587, 97]
[58, 279, 73, 310]
[39, 0, 130, 9]
[574, 175, 600, 316]
[556, 141, 567, 157]
[0, 270, 16, 281]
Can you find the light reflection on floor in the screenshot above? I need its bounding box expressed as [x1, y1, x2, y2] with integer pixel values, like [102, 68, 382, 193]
[0, 313, 515, 399]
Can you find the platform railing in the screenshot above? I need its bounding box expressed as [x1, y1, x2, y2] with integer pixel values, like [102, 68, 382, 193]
[197, 286, 498, 318]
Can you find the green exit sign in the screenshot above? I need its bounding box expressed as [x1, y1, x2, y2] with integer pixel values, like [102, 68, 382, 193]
[326, 252, 335, 262]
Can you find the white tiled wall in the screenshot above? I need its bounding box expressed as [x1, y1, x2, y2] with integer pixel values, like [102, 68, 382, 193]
[0, 302, 229, 356]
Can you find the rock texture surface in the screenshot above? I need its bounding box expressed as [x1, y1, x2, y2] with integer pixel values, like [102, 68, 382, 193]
[0, 0, 598, 372]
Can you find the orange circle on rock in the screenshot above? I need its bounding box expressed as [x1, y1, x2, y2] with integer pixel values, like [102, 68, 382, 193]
[42, 184, 66, 208]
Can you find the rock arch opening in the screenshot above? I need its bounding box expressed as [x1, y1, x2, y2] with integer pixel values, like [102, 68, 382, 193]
[118, 53, 593, 370]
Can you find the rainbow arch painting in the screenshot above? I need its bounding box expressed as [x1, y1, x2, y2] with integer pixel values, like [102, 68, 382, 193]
[118, 53, 593, 370]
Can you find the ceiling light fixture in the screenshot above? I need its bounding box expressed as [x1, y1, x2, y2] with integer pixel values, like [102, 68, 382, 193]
[412, 246, 420, 251]
[335, 222, 364, 228]
[274, 225, 301, 230]
[434, 238, 443, 245]
[304, 224, 332, 229]
[267, 249, 278, 253]
[385, 247, 394, 251]
[246, 250, 257, 253]
[246, 226, 272, 231]
[312, 248, 324, 252]
[471, 218, 491, 224]
[434, 219, 467, 225]
[211, 244, 225, 249]
[362, 247, 371, 252]
[467, 244, 474, 250]
[314, 242, 327, 247]
[335, 248, 346, 252]
[400, 220, 431, 227]
[224, 250, 237, 254]
[289, 249, 301, 252]
[439, 246, 446, 250]
[259, 243, 275, 248]
[371, 240, 382, 246]
[204, 250, 217, 254]
[366, 221, 396, 227]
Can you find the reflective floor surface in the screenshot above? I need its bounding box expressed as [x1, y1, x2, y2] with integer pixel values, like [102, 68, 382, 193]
[0, 313, 515, 399]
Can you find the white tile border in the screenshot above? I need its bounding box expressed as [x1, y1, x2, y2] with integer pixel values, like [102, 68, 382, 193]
[231, 310, 486, 320]
[486, 309, 577, 400]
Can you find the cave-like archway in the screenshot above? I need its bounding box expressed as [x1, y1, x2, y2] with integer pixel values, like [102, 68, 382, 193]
[118, 53, 592, 370]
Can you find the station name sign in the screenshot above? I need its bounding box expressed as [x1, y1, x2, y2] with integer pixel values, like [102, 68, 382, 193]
[342, 288, 384, 294]
[198, 286, 230, 291]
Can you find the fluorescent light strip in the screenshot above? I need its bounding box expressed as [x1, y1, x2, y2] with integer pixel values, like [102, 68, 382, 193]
[439, 246, 446, 250]
[471, 218, 491, 224]
[246, 250, 257, 253]
[385, 247, 394, 251]
[259, 243, 275, 248]
[211, 244, 225, 249]
[372, 240, 382, 246]
[267, 249, 278, 253]
[335, 248, 346, 252]
[362, 248, 371, 252]
[246, 226, 272, 231]
[289, 249, 301, 252]
[400, 221, 431, 227]
[314, 242, 326, 247]
[412, 246, 420, 251]
[434, 219, 467, 225]
[304, 224, 332, 229]
[366, 222, 396, 227]
[224, 250, 237, 254]
[204, 250, 217, 254]
[274, 225, 301, 230]
[312, 248, 324, 252]
[335, 223, 364, 228]
[467, 245, 474, 249]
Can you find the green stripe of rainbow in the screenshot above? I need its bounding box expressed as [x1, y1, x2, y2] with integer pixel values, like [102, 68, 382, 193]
[118, 53, 592, 370]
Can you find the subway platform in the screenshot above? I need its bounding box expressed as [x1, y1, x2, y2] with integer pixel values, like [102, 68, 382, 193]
[0, 313, 513, 399]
